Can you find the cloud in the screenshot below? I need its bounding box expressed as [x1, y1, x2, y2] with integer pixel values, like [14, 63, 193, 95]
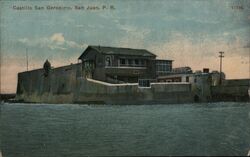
[18, 33, 87, 51]
[65, 40, 78, 48]
[18, 37, 50, 48]
[18, 38, 29, 44]
[75, 25, 84, 28]
[50, 33, 65, 44]
[48, 45, 67, 50]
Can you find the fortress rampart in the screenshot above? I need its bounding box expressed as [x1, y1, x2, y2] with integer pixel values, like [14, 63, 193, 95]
[16, 63, 194, 104]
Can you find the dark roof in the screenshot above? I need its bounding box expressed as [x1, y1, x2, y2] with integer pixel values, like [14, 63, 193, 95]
[78, 45, 156, 59]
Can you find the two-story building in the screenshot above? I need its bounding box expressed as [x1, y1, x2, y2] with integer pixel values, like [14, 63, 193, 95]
[78, 45, 173, 83]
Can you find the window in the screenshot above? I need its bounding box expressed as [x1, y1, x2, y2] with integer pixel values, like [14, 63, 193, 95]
[119, 58, 126, 66]
[138, 79, 151, 88]
[119, 58, 146, 67]
[134, 59, 139, 66]
[156, 60, 172, 73]
[84, 61, 91, 68]
[186, 76, 189, 82]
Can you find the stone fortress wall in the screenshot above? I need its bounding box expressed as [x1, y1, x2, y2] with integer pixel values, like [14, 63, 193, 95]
[16, 63, 194, 104]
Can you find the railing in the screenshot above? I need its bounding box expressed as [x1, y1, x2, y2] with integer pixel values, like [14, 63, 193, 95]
[105, 65, 147, 69]
[119, 63, 146, 67]
[105, 62, 147, 68]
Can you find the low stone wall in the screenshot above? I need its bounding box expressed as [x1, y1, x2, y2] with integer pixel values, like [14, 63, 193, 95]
[74, 78, 193, 104]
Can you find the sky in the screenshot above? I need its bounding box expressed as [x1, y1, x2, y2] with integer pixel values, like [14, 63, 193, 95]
[0, 0, 250, 93]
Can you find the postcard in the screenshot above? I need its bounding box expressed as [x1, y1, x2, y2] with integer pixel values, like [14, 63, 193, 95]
[1, 0, 250, 156]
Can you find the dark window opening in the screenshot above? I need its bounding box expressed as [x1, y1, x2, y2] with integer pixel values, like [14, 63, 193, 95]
[120, 58, 126, 65]
[138, 79, 151, 88]
[134, 59, 139, 65]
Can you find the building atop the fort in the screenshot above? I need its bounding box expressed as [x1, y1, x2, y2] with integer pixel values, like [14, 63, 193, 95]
[78, 45, 173, 83]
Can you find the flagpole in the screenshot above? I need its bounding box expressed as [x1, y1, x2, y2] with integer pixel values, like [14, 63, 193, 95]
[26, 48, 28, 71]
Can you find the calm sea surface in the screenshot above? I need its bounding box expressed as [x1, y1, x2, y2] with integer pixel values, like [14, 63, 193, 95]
[1, 102, 250, 156]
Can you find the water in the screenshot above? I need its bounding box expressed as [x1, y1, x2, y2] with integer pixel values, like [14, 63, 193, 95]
[1, 102, 250, 156]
